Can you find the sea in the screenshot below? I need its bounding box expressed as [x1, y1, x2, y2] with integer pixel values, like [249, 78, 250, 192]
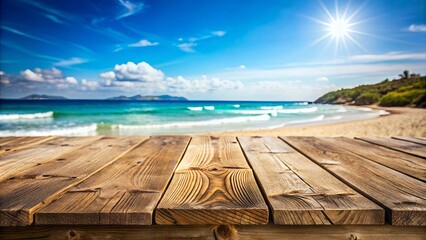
[0, 100, 389, 136]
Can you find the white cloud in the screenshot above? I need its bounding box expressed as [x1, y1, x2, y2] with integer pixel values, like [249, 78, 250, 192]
[177, 42, 197, 52]
[316, 77, 329, 81]
[212, 31, 226, 37]
[100, 71, 116, 80]
[81, 79, 100, 90]
[0, 79, 10, 85]
[117, 0, 144, 20]
[350, 52, 426, 62]
[54, 57, 88, 67]
[408, 24, 426, 32]
[165, 75, 243, 93]
[0, 71, 4, 75]
[129, 39, 159, 47]
[21, 69, 44, 82]
[177, 30, 226, 52]
[66, 77, 78, 85]
[100, 61, 165, 82]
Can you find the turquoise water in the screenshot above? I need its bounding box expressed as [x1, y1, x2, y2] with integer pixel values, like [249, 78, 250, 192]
[0, 100, 388, 136]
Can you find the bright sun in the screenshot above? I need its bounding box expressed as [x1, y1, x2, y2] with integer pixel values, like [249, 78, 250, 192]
[310, 2, 366, 53]
[328, 19, 350, 39]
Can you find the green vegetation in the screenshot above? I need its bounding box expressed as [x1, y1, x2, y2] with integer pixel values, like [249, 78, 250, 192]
[315, 71, 426, 107]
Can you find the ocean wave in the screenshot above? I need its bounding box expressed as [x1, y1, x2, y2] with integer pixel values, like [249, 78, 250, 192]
[187, 106, 203, 111]
[288, 115, 325, 125]
[260, 105, 283, 110]
[0, 111, 54, 120]
[278, 107, 318, 114]
[204, 106, 215, 110]
[231, 109, 278, 117]
[295, 102, 309, 105]
[336, 107, 347, 113]
[114, 114, 271, 129]
[378, 110, 390, 115]
[0, 123, 97, 136]
[232, 104, 240, 108]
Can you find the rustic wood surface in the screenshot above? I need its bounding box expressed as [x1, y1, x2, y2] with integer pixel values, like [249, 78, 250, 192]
[333, 137, 426, 181]
[0, 136, 425, 230]
[0, 136, 54, 155]
[282, 136, 426, 226]
[1, 224, 425, 240]
[392, 136, 426, 146]
[238, 136, 383, 225]
[35, 136, 190, 225]
[0, 137, 100, 182]
[357, 137, 426, 158]
[156, 136, 269, 225]
[0, 136, 147, 226]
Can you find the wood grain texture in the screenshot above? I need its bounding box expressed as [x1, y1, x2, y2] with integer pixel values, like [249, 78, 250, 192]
[357, 137, 426, 158]
[1, 225, 425, 240]
[0, 137, 100, 182]
[220, 224, 426, 240]
[0, 136, 147, 226]
[283, 136, 426, 226]
[392, 136, 426, 146]
[36, 136, 190, 225]
[156, 136, 268, 225]
[0, 225, 216, 240]
[0, 137, 54, 155]
[238, 136, 383, 225]
[329, 137, 426, 181]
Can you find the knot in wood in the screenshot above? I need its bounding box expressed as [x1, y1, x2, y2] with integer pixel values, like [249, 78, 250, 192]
[347, 234, 358, 240]
[67, 230, 80, 240]
[216, 225, 232, 239]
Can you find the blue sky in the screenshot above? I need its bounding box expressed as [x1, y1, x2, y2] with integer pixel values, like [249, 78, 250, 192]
[0, 0, 425, 100]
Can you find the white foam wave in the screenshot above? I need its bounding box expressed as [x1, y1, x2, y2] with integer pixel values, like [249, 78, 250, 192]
[188, 107, 203, 111]
[260, 105, 283, 110]
[357, 107, 373, 111]
[204, 106, 215, 110]
[288, 115, 325, 125]
[296, 102, 309, 105]
[278, 107, 318, 114]
[231, 109, 278, 117]
[0, 111, 54, 120]
[0, 124, 97, 136]
[232, 104, 240, 108]
[378, 110, 390, 116]
[115, 114, 271, 129]
[336, 107, 347, 113]
[328, 115, 342, 120]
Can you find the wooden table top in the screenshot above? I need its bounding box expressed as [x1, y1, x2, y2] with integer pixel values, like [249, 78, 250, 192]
[0, 136, 425, 227]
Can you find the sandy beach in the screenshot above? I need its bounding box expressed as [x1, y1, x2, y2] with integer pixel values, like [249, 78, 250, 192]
[215, 105, 426, 137]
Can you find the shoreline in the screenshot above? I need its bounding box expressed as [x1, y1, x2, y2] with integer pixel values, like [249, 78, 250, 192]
[210, 105, 426, 137]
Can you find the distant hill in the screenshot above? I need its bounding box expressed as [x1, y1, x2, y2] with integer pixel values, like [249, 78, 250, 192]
[315, 72, 426, 107]
[107, 94, 188, 101]
[21, 94, 68, 100]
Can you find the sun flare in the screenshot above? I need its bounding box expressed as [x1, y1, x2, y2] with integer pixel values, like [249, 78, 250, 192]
[311, 2, 366, 53]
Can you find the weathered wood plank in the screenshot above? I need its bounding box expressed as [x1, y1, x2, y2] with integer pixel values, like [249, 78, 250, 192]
[282, 137, 426, 226]
[329, 137, 426, 181]
[1, 224, 425, 240]
[0, 136, 147, 226]
[0, 225, 216, 240]
[220, 224, 426, 240]
[357, 137, 426, 158]
[238, 136, 384, 225]
[36, 136, 190, 225]
[156, 136, 268, 225]
[0, 137, 100, 182]
[392, 136, 426, 146]
[0, 137, 55, 155]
